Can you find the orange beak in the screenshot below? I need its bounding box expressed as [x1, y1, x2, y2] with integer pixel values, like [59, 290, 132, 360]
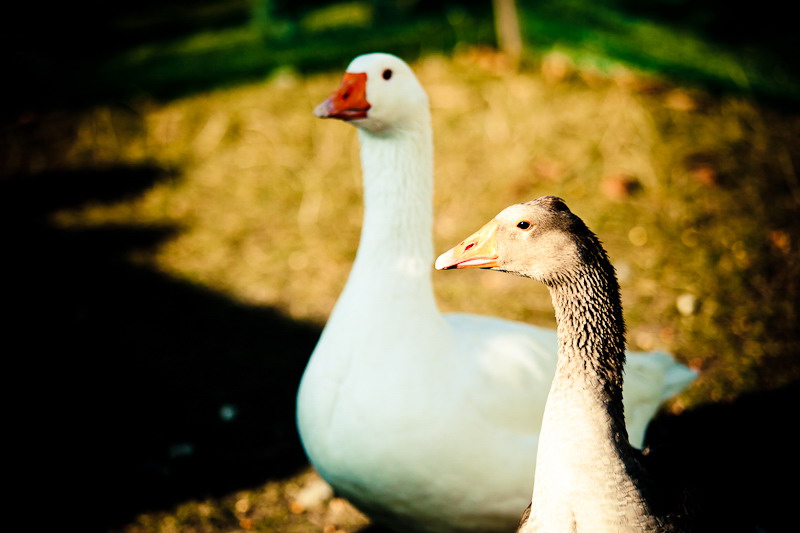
[314, 72, 371, 120]
[435, 220, 500, 270]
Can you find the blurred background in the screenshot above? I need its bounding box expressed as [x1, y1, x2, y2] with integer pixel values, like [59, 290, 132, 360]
[2, 1, 798, 532]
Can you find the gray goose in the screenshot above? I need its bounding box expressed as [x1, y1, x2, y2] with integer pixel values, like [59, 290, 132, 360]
[436, 196, 690, 532]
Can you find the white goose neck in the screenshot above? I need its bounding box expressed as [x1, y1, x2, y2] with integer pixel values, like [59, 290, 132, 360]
[352, 115, 434, 281]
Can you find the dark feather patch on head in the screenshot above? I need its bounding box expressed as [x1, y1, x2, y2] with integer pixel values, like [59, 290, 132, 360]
[532, 195, 570, 213]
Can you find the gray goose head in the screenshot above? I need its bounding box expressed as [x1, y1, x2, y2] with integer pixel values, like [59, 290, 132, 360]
[435, 195, 604, 285]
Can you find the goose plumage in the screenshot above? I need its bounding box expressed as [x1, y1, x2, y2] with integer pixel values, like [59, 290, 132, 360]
[296, 53, 696, 533]
[435, 196, 686, 532]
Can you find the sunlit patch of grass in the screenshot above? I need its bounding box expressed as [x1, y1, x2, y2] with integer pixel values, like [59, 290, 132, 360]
[121, 27, 263, 65]
[301, 2, 374, 33]
[120, 468, 369, 533]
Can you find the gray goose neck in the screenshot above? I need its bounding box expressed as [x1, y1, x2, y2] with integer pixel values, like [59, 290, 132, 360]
[524, 237, 666, 532]
[548, 246, 627, 427]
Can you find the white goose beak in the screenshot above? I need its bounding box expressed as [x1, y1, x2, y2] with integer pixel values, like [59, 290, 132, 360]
[314, 72, 371, 121]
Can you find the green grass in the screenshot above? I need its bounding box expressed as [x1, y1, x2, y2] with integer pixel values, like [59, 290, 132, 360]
[5, 0, 798, 117]
[516, 0, 799, 103]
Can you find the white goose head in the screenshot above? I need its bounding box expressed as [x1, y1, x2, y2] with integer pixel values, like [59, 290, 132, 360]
[314, 53, 429, 134]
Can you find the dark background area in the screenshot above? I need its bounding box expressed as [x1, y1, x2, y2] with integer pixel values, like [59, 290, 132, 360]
[2, 165, 319, 528]
[3, 0, 799, 118]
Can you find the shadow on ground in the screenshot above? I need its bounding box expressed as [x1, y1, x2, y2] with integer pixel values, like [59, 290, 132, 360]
[644, 380, 799, 532]
[1, 165, 320, 531]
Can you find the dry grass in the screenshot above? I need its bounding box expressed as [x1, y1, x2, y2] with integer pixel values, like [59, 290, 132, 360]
[31, 50, 798, 399]
[4, 49, 798, 532]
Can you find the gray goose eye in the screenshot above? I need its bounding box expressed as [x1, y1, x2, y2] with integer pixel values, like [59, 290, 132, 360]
[517, 220, 532, 230]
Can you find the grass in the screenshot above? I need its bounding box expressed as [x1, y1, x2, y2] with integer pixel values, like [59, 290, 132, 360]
[516, 0, 799, 103]
[3, 48, 798, 531]
[3, 1, 799, 531]
[5, 0, 799, 117]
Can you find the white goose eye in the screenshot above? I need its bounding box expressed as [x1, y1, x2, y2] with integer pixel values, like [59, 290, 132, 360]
[382, 69, 393, 80]
[517, 220, 532, 230]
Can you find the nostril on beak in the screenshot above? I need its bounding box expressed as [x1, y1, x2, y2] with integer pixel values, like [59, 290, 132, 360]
[464, 242, 475, 251]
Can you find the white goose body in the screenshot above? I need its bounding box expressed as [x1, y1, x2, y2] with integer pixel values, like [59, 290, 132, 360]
[296, 54, 696, 533]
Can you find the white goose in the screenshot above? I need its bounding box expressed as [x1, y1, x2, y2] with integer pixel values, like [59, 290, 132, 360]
[296, 53, 696, 533]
